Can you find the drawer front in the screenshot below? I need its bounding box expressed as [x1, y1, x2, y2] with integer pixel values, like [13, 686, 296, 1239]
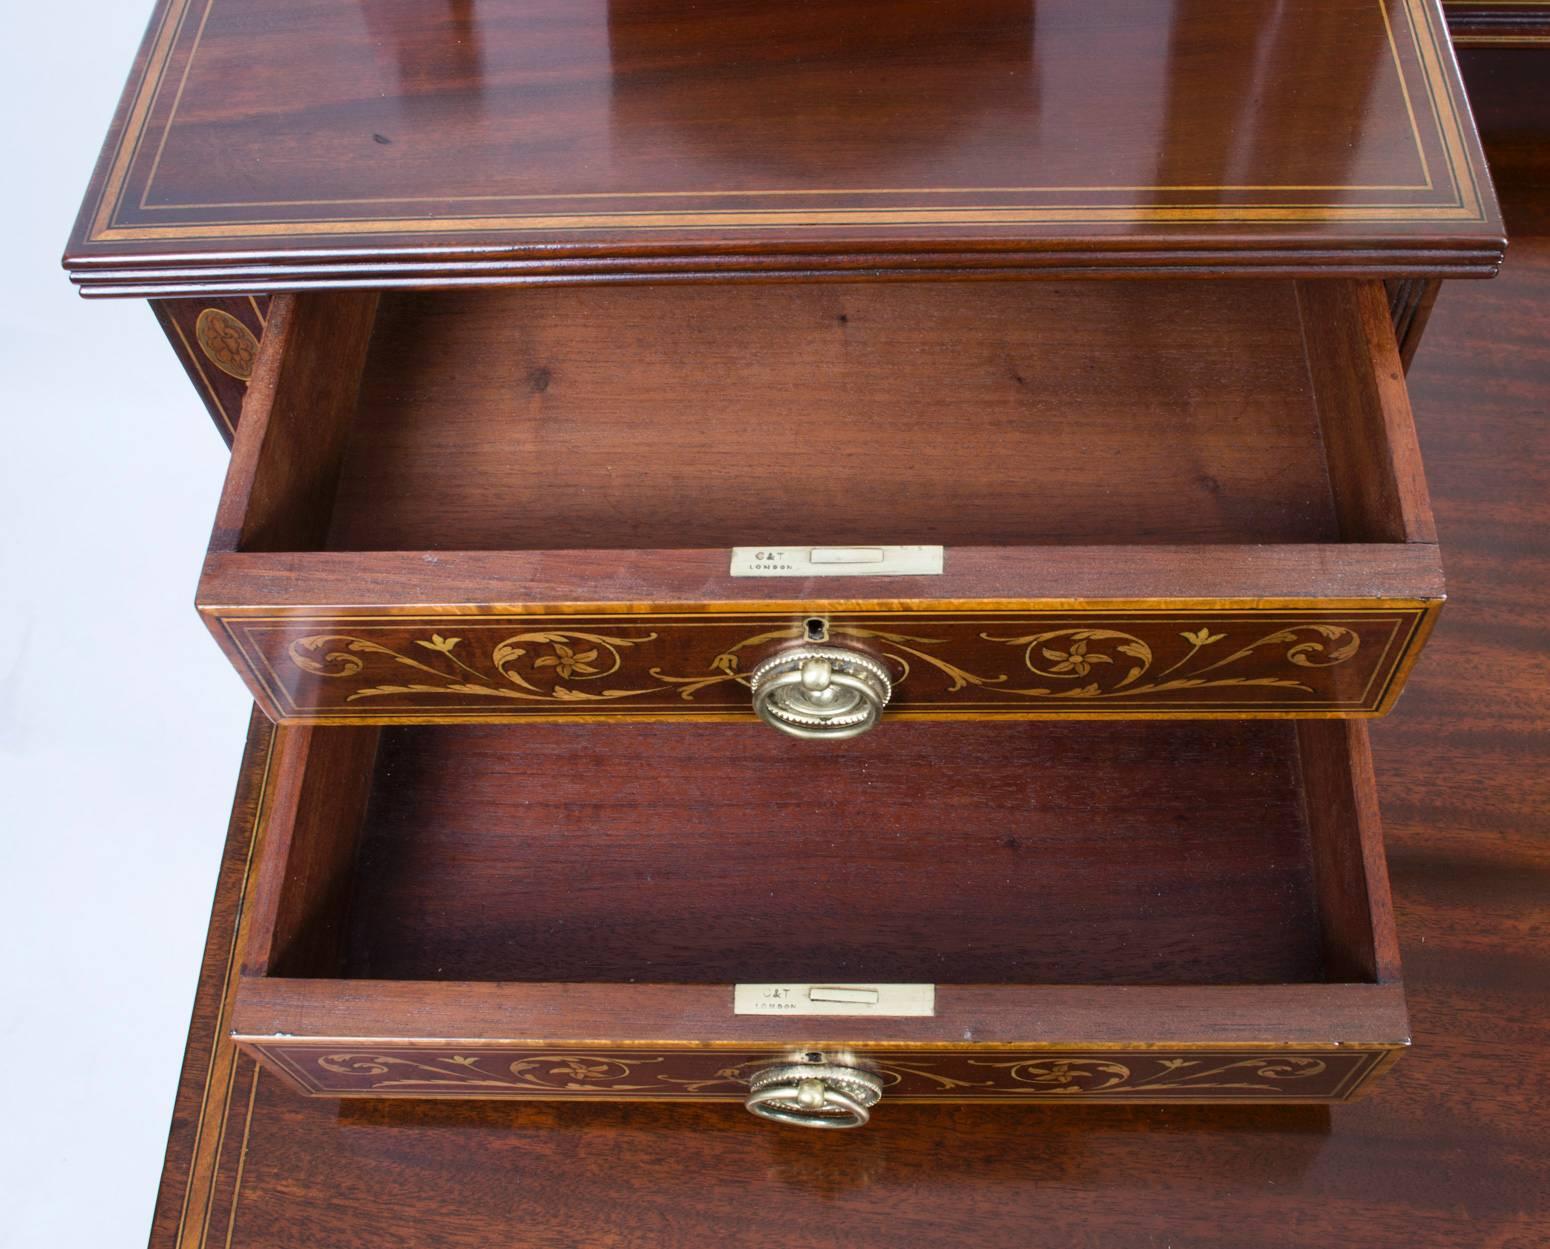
[209, 604, 1437, 723]
[241, 1041, 1399, 1104]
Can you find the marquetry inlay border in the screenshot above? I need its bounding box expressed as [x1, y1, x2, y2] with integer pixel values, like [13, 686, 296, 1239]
[166, 721, 274, 1249]
[243, 1041, 1397, 1103]
[210, 605, 1438, 722]
[86, 0, 1489, 247]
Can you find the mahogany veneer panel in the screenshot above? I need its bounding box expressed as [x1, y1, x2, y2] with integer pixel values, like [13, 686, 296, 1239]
[66, 0, 1501, 293]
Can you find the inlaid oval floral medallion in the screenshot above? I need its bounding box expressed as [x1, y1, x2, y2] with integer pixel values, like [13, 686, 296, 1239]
[194, 307, 259, 380]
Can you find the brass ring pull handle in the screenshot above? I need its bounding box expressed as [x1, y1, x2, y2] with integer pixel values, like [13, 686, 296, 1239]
[749, 647, 892, 740]
[745, 1063, 885, 1129]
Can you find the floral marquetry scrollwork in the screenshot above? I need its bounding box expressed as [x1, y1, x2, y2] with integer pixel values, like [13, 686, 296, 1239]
[288, 631, 669, 703]
[262, 610, 1405, 716]
[964, 1055, 1329, 1094]
[270, 1046, 1380, 1100]
[311, 1054, 1332, 1096]
[979, 623, 1361, 699]
[316, 1053, 671, 1092]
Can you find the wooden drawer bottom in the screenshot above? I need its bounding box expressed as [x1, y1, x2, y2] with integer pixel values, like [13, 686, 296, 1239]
[229, 717, 1406, 1111]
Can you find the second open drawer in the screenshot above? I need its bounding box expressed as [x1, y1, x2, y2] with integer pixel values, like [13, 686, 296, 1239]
[199, 277, 1440, 726]
[227, 715, 1406, 1114]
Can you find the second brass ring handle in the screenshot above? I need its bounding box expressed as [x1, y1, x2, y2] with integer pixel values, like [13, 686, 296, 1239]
[745, 1063, 884, 1129]
[749, 646, 892, 740]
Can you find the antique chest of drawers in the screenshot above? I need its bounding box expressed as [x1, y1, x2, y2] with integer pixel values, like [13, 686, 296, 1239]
[69, 0, 1502, 1130]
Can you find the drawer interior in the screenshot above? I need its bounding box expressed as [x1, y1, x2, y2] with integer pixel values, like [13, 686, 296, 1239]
[297, 722, 1351, 985]
[218, 278, 1433, 556]
[234, 719, 1403, 1053]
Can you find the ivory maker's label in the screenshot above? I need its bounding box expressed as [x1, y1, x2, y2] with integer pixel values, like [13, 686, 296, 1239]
[734, 983, 937, 1016]
[730, 546, 944, 576]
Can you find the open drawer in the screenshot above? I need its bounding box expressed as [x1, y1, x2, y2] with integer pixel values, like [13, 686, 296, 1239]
[200, 278, 1441, 726]
[229, 717, 1407, 1120]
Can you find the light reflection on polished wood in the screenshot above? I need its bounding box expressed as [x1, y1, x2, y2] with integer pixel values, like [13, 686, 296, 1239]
[67, 0, 1502, 293]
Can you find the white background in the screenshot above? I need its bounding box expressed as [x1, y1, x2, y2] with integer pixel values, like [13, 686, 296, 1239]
[0, 7, 254, 1244]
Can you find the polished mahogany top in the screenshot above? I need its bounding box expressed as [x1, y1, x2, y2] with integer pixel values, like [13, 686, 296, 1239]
[67, 0, 1501, 294]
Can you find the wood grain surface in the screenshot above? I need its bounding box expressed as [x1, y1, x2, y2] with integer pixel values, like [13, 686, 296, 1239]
[147, 154, 1549, 1249]
[328, 281, 1343, 552]
[65, 0, 1502, 293]
[339, 720, 1335, 985]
